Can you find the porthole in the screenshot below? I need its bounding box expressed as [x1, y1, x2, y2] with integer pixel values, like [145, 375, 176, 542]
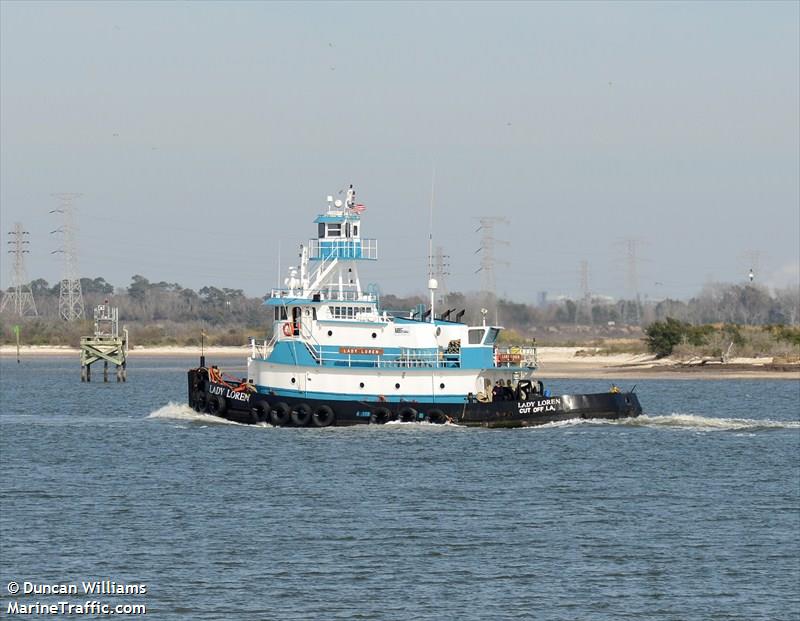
[440, 383, 445, 389]
[291, 377, 296, 384]
[395, 383, 400, 389]
[371, 332, 377, 338]
[359, 382, 365, 388]
[327, 330, 333, 337]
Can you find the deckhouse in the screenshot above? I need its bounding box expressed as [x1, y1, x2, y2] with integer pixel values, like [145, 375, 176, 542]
[247, 185, 537, 405]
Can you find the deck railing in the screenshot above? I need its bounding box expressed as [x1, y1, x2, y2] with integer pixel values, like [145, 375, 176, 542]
[249, 339, 538, 368]
[248, 337, 461, 368]
[269, 288, 377, 302]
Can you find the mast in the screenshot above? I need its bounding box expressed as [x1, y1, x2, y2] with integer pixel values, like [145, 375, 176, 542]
[428, 168, 436, 322]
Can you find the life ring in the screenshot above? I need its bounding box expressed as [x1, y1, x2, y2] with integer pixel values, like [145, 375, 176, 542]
[290, 403, 312, 427]
[253, 402, 271, 424]
[311, 405, 336, 427]
[427, 409, 447, 424]
[207, 394, 227, 416]
[270, 402, 291, 426]
[282, 322, 293, 337]
[369, 406, 393, 425]
[193, 390, 207, 412]
[398, 406, 417, 423]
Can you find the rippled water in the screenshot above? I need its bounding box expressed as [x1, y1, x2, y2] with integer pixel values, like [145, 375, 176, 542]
[1, 357, 798, 620]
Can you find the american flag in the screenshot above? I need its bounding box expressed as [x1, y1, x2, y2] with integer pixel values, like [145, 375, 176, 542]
[351, 203, 366, 214]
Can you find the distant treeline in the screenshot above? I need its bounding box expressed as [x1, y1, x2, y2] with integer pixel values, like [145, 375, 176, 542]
[1, 275, 798, 347]
[1, 275, 269, 347]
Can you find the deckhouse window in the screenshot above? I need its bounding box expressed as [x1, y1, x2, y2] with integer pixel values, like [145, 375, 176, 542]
[327, 223, 341, 237]
[468, 328, 485, 344]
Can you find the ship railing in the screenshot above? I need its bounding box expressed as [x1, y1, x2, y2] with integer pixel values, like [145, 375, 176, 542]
[494, 346, 538, 368]
[299, 323, 323, 363]
[268, 288, 377, 302]
[270, 288, 299, 299]
[250, 335, 463, 368]
[309, 347, 461, 369]
[322, 290, 377, 302]
[250, 337, 274, 361]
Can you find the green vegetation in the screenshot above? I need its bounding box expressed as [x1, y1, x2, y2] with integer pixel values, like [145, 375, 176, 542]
[763, 324, 800, 347]
[644, 318, 688, 358]
[644, 318, 800, 360]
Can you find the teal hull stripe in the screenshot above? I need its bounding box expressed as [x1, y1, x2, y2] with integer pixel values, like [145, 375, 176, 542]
[255, 386, 466, 404]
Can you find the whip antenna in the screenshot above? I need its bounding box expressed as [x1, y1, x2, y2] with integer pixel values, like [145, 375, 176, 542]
[427, 167, 438, 323]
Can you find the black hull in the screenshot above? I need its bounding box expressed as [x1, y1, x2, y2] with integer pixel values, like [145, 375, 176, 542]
[187, 368, 642, 428]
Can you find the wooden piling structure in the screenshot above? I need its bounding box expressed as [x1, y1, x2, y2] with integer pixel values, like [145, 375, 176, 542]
[80, 303, 128, 382]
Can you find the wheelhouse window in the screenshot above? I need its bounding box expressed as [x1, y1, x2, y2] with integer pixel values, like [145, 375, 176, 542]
[468, 328, 485, 344]
[318, 223, 325, 238]
[485, 328, 500, 345]
[327, 223, 341, 237]
[274, 307, 288, 320]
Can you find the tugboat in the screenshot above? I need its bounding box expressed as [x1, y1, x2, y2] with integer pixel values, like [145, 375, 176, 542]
[187, 185, 641, 428]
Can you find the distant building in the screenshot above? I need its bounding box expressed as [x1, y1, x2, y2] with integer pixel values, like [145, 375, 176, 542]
[536, 291, 548, 307]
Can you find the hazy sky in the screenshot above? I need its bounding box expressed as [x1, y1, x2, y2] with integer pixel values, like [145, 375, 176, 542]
[1, 1, 798, 302]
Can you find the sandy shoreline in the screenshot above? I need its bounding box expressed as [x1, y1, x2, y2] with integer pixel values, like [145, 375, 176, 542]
[2, 345, 797, 380]
[533, 347, 799, 380]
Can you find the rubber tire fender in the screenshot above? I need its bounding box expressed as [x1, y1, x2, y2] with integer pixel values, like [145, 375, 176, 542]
[270, 402, 291, 426]
[193, 390, 207, 413]
[369, 406, 393, 425]
[311, 405, 335, 427]
[207, 394, 227, 416]
[253, 402, 271, 424]
[290, 403, 312, 427]
[398, 406, 417, 423]
[427, 409, 447, 424]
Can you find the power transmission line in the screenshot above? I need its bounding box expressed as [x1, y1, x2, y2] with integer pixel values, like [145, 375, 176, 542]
[51, 193, 85, 321]
[624, 238, 642, 325]
[577, 259, 591, 325]
[433, 245, 450, 305]
[0, 222, 38, 317]
[475, 217, 509, 324]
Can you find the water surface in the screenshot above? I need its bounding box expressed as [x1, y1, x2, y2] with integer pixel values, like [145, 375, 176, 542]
[1, 357, 798, 620]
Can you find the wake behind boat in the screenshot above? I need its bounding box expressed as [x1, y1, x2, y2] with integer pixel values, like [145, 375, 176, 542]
[187, 185, 642, 428]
